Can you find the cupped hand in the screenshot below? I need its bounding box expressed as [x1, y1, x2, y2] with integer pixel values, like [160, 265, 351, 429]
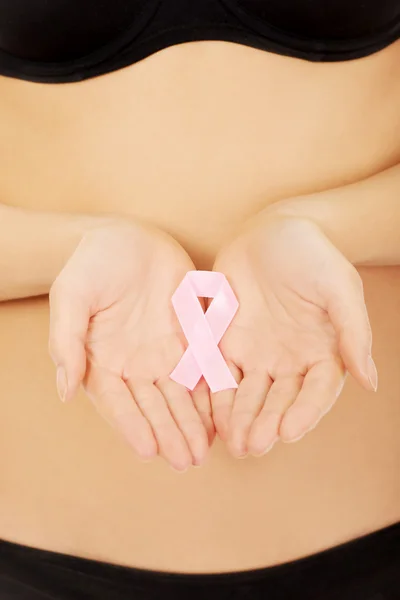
[212, 214, 377, 458]
[49, 218, 214, 471]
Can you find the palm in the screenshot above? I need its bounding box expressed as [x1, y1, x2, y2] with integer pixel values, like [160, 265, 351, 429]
[50, 221, 214, 471]
[212, 216, 375, 457]
[85, 256, 189, 384]
[220, 278, 339, 380]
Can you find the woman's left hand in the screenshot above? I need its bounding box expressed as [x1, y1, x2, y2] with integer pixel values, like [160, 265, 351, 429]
[212, 213, 377, 458]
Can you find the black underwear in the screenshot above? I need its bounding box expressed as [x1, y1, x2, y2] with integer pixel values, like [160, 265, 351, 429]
[1, 522, 399, 599]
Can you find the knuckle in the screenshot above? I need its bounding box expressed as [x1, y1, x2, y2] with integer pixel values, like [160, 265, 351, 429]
[137, 391, 158, 412]
[257, 411, 282, 433]
[152, 418, 175, 437]
[269, 384, 288, 397]
[259, 408, 282, 422]
[184, 421, 208, 444]
[267, 386, 292, 407]
[232, 406, 255, 422]
[96, 389, 128, 418]
[182, 416, 203, 431]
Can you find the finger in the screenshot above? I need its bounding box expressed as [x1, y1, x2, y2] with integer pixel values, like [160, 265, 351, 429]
[211, 361, 242, 442]
[128, 379, 192, 472]
[227, 371, 272, 458]
[84, 364, 158, 461]
[191, 378, 216, 446]
[326, 266, 377, 392]
[247, 375, 303, 456]
[279, 360, 345, 443]
[156, 377, 209, 467]
[48, 281, 90, 402]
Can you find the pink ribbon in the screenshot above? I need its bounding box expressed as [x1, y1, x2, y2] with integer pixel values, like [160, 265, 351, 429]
[170, 271, 239, 393]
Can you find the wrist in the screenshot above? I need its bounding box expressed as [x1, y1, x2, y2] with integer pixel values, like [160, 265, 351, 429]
[36, 210, 129, 295]
[46, 211, 119, 272]
[258, 161, 400, 267]
[0, 205, 118, 301]
[258, 195, 359, 264]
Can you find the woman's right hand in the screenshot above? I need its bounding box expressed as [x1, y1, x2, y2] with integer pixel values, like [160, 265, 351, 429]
[48, 218, 214, 471]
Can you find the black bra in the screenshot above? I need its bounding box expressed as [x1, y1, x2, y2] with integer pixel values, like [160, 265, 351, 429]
[0, 0, 399, 83]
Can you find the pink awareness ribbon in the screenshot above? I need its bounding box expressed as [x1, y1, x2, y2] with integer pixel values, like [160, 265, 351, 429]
[170, 271, 239, 393]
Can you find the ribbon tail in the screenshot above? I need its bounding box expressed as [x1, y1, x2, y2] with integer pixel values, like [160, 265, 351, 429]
[188, 320, 238, 393]
[169, 348, 202, 390]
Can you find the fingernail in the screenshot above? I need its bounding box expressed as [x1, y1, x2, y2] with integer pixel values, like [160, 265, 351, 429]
[169, 465, 189, 474]
[283, 432, 306, 444]
[237, 451, 248, 459]
[56, 366, 68, 402]
[255, 436, 280, 456]
[367, 356, 378, 392]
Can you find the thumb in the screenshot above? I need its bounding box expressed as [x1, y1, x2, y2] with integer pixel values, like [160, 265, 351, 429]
[49, 280, 90, 402]
[325, 266, 377, 392]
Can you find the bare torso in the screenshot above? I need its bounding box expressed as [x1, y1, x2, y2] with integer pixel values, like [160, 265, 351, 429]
[0, 40, 399, 573]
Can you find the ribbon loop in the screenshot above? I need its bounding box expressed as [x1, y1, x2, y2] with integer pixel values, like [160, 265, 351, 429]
[170, 271, 239, 393]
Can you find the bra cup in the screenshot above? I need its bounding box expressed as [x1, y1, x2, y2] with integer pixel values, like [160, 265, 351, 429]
[0, 0, 160, 61]
[0, 0, 399, 82]
[219, 0, 400, 39]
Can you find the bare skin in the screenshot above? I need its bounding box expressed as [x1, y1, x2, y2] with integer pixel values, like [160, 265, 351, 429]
[0, 40, 399, 573]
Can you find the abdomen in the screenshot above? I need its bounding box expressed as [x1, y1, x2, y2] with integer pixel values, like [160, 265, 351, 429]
[0, 39, 399, 572]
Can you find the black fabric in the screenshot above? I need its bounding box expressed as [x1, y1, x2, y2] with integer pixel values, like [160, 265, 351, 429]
[1, 522, 400, 599]
[0, 0, 399, 83]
